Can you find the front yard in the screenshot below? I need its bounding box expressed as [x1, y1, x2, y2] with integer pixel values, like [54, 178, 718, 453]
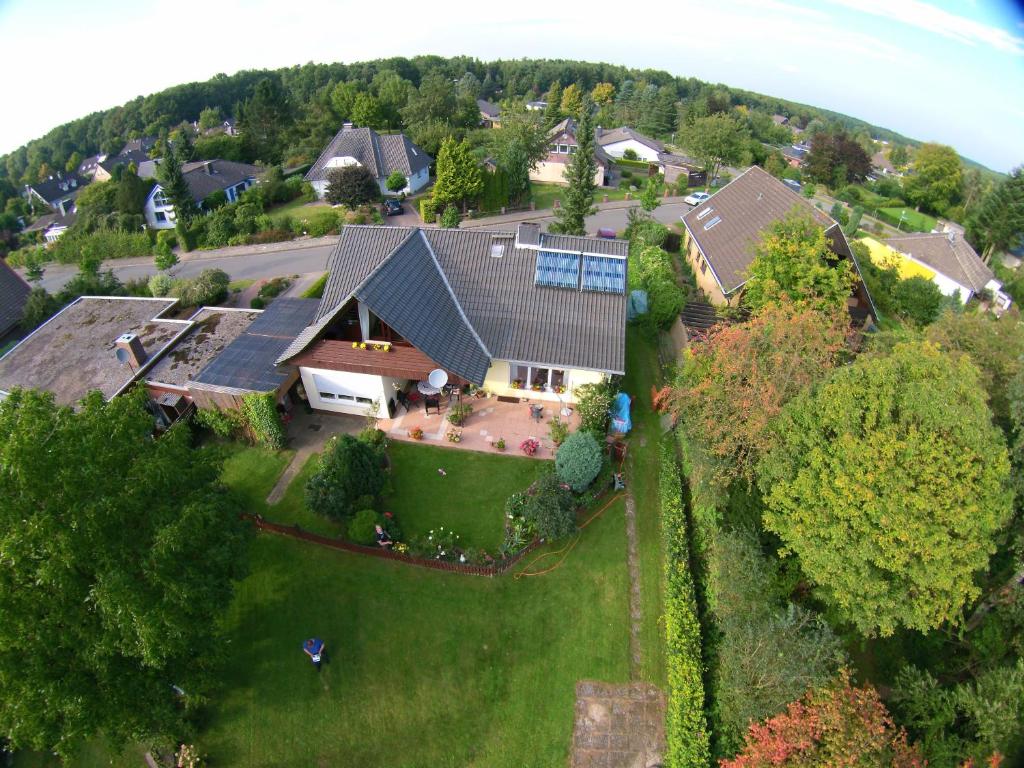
[529, 181, 633, 212]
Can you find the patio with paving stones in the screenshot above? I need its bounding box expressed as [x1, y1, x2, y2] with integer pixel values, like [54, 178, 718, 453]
[571, 681, 666, 768]
[376, 393, 580, 459]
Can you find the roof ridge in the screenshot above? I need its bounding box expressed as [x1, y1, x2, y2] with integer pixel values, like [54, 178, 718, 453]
[417, 230, 493, 359]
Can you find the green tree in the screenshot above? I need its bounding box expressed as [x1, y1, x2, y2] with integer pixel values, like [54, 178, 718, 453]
[904, 143, 963, 215]
[325, 165, 380, 208]
[680, 114, 748, 186]
[156, 150, 198, 223]
[967, 166, 1024, 261]
[371, 70, 414, 129]
[523, 473, 576, 540]
[0, 388, 250, 756]
[758, 341, 1014, 636]
[804, 130, 872, 186]
[305, 434, 386, 520]
[440, 204, 460, 229]
[640, 177, 660, 212]
[20, 287, 61, 331]
[549, 103, 597, 236]
[555, 431, 602, 491]
[560, 83, 584, 119]
[591, 82, 615, 106]
[239, 77, 293, 164]
[172, 128, 195, 164]
[431, 136, 483, 212]
[385, 170, 407, 194]
[489, 102, 549, 204]
[350, 92, 384, 128]
[888, 143, 909, 169]
[400, 71, 456, 129]
[330, 80, 362, 121]
[891, 275, 943, 325]
[743, 214, 856, 314]
[197, 106, 222, 131]
[153, 237, 178, 272]
[65, 151, 82, 174]
[543, 81, 564, 128]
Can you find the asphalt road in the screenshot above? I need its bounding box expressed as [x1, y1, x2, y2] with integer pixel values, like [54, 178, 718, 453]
[35, 242, 337, 294]
[30, 201, 694, 294]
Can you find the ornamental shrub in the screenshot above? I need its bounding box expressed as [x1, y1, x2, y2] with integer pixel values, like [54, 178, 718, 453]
[348, 509, 381, 545]
[193, 406, 246, 438]
[523, 473, 576, 540]
[660, 438, 711, 768]
[555, 431, 603, 492]
[419, 197, 437, 222]
[148, 273, 174, 297]
[170, 268, 230, 307]
[240, 392, 284, 449]
[306, 434, 387, 521]
[440, 204, 460, 229]
[891, 276, 943, 326]
[574, 380, 615, 436]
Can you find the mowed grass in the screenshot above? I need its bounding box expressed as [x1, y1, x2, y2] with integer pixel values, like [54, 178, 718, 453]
[879, 206, 937, 233]
[529, 181, 631, 212]
[204, 508, 630, 767]
[265, 195, 327, 225]
[383, 441, 548, 550]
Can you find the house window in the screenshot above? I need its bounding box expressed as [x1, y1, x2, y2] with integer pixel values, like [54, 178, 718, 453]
[568, 146, 577, 154]
[699, 256, 707, 275]
[153, 192, 171, 208]
[549, 144, 559, 154]
[510, 365, 569, 392]
[319, 391, 336, 399]
[558, 144, 569, 154]
[155, 212, 166, 222]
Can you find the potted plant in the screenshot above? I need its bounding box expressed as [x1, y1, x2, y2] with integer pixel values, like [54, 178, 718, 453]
[446, 428, 462, 443]
[409, 426, 424, 440]
[520, 437, 540, 456]
[494, 437, 506, 451]
[447, 402, 473, 426]
[553, 384, 566, 394]
[511, 379, 523, 390]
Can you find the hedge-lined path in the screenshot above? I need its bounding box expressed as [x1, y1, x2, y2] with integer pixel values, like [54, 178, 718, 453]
[570, 681, 666, 768]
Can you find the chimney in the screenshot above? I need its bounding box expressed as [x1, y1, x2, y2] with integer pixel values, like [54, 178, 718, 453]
[57, 199, 67, 217]
[115, 333, 148, 369]
[342, 122, 354, 131]
[203, 160, 214, 175]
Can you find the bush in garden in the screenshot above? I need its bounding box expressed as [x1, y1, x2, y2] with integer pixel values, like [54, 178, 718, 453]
[171, 268, 230, 307]
[440, 204, 461, 229]
[240, 392, 284, 449]
[249, 297, 265, 309]
[555, 431, 603, 492]
[523, 473, 576, 541]
[891, 276, 943, 326]
[574, 380, 615, 436]
[348, 509, 382, 545]
[622, 148, 639, 160]
[306, 434, 387, 521]
[148, 273, 174, 297]
[303, 209, 341, 237]
[193, 406, 245, 439]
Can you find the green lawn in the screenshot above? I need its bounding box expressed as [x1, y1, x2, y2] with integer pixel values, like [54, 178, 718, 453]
[878, 206, 937, 233]
[529, 182, 632, 212]
[265, 195, 326, 225]
[202, 447, 630, 767]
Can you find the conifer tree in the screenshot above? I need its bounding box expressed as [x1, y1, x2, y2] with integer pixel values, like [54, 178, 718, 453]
[550, 103, 597, 236]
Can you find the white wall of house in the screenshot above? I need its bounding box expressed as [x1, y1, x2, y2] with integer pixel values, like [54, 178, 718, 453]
[315, 165, 430, 200]
[601, 139, 660, 162]
[529, 161, 605, 187]
[299, 366, 393, 417]
[144, 187, 177, 230]
[482, 360, 607, 403]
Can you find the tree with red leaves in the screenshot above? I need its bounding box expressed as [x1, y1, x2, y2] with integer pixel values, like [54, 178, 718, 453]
[721, 670, 924, 768]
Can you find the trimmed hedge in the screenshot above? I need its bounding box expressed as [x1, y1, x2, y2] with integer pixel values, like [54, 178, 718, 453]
[661, 436, 711, 768]
[240, 392, 285, 449]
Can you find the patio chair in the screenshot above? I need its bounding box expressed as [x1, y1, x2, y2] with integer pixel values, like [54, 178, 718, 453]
[396, 389, 410, 412]
[529, 404, 544, 422]
[424, 395, 441, 415]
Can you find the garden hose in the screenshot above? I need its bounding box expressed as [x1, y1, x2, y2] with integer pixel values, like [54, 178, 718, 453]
[513, 492, 624, 579]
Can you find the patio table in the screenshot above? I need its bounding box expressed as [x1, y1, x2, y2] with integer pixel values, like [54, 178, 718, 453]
[417, 381, 441, 396]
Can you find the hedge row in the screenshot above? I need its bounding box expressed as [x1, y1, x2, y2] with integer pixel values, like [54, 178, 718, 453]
[661, 436, 711, 768]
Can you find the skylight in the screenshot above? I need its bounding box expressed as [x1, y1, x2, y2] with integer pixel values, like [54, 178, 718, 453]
[697, 206, 715, 220]
[490, 243, 505, 258]
[703, 216, 722, 230]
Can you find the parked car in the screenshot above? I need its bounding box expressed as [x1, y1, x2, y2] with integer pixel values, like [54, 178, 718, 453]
[683, 191, 711, 206]
[596, 228, 617, 239]
[782, 178, 802, 193]
[382, 199, 403, 216]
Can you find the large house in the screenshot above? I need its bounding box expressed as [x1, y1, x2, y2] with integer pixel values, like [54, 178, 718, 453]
[477, 100, 501, 128]
[23, 174, 85, 217]
[863, 232, 1011, 310]
[94, 149, 152, 182]
[276, 223, 627, 418]
[529, 118, 608, 187]
[143, 159, 262, 229]
[596, 126, 664, 162]
[679, 166, 875, 319]
[306, 124, 432, 199]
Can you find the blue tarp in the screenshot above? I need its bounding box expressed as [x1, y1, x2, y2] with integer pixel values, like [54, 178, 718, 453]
[627, 290, 648, 320]
[610, 391, 632, 434]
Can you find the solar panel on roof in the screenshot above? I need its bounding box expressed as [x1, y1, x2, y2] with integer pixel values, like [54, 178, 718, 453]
[246, 299, 319, 338]
[535, 251, 580, 289]
[582, 255, 626, 294]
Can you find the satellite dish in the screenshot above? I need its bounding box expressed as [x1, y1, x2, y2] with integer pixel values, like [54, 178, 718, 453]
[428, 369, 448, 389]
[115, 347, 130, 365]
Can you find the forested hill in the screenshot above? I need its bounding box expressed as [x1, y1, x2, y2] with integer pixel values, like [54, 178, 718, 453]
[0, 55, 956, 194]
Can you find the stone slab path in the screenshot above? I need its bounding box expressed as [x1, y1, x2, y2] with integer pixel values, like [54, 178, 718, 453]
[571, 681, 666, 768]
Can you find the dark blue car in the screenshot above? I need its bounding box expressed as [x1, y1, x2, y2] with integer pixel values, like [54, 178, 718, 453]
[382, 199, 403, 216]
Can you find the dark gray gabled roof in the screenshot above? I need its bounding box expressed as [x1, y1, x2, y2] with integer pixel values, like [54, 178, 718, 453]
[99, 149, 150, 174]
[0, 259, 30, 336]
[182, 160, 262, 202]
[305, 126, 432, 184]
[355, 232, 491, 384]
[280, 225, 628, 379]
[26, 174, 86, 204]
[477, 99, 500, 118]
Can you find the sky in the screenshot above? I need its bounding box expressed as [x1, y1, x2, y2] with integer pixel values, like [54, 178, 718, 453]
[0, 0, 1022, 171]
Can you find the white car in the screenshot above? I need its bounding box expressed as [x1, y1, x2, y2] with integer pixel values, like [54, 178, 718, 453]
[684, 191, 711, 206]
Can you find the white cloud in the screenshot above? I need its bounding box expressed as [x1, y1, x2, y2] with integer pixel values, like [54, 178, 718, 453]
[823, 0, 1024, 55]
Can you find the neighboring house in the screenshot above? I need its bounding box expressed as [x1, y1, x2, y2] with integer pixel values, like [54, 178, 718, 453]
[657, 153, 707, 188]
[478, 99, 501, 128]
[771, 114, 790, 126]
[596, 126, 664, 162]
[77, 153, 107, 178]
[525, 100, 548, 111]
[0, 295, 313, 422]
[781, 143, 809, 169]
[529, 118, 608, 187]
[863, 233, 1011, 310]
[0, 259, 31, 343]
[143, 159, 262, 229]
[119, 136, 157, 156]
[871, 150, 902, 177]
[22, 209, 76, 243]
[679, 165, 876, 320]
[276, 223, 627, 418]
[94, 149, 151, 182]
[23, 174, 85, 217]
[306, 124, 433, 199]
